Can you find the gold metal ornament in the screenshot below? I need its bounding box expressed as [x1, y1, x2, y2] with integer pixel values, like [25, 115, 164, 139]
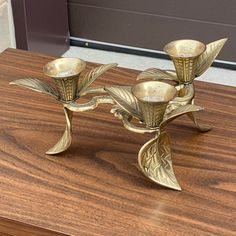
[106, 83, 203, 190]
[10, 59, 118, 154]
[10, 38, 227, 191]
[137, 38, 228, 132]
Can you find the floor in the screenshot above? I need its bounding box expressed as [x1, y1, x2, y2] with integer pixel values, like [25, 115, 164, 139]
[63, 46, 236, 87]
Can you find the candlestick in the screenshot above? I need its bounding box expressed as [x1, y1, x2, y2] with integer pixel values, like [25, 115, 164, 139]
[10, 38, 227, 190]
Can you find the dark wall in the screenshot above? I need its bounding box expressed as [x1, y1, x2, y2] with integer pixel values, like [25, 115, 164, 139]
[12, 0, 69, 56]
[68, 0, 235, 61]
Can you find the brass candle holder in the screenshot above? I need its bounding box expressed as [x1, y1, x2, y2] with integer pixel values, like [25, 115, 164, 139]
[11, 58, 117, 154]
[10, 38, 227, 191]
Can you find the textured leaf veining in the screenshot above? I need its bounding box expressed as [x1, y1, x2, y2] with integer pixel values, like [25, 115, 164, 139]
[105, 86, 143, 120]
[196, 38, 228, 77]
[162, 104, 203, 127]
[138, 133, 181, 190]
[137, 68, 178, 81]
[78, 63, 117, 95]
[10, 78, 58, 97]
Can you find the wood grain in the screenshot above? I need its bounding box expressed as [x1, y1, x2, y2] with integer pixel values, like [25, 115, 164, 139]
[0, 48, 235, 235]
[0, 217, 65, 236]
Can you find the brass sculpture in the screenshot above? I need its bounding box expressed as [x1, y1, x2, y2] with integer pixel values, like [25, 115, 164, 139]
[10, 38, 227, 191]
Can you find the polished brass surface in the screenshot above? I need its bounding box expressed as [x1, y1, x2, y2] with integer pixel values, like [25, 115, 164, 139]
[46, 107, 73, 155]
[139, 132, 181, 190]
[44, 57, 86, 101]
[105, 86, 143, 120]
[10, 78, 59, 98]
[110, 97, 202, 190]
[131, 81, 176, 128]
[195, 38, 228, 77]
[164, 39, 206, 58]
[10, 38, 226, 191]
[137, 68, 178, 82]
[164, 39, 206, 83]
[11, 61, 117, 155]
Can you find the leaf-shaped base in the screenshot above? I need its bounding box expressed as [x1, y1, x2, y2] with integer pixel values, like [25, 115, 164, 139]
[46, 107, 73, 155]
[138, 132, 181, 191]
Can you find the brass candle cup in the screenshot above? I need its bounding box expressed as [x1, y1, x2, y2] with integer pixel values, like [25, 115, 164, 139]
[43, 57, 86, 102]
[164, 39, 206, 83]
[132, 81, 177, 128]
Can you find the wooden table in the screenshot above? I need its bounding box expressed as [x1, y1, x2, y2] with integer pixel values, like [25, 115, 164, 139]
[0, 49, 235, 235]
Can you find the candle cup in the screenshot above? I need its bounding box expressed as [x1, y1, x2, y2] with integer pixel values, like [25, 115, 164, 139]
[44, 58, 86, 102]
[164, 39, 206, 83]
[132, 81, 177, 128]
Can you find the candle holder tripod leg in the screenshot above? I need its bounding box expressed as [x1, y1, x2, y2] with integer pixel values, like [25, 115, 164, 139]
[138, 131, 181, 190]
[46, 94, 116, 154]
[187, 99, 212, 132]
[46, 107, 73, 154]
[171, 84, 212, 132]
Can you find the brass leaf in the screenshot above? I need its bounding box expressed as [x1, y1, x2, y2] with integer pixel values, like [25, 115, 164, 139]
[78, 63, 118, 95]
[105, 86, 143, 120]
[195, 38, 228, 77]
[162, 104, 203, 126]
[137, 68, 178, 81]
[10, 78, 58, 98]
[46, 108, 73, 155]
[138, 132, 181, 190]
